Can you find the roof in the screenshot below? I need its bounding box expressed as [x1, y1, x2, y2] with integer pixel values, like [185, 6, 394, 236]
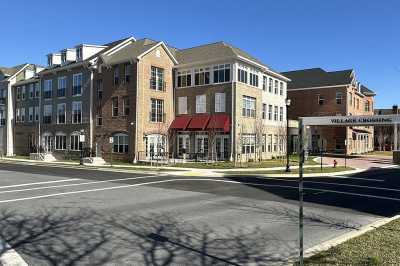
[40, 37, 131, 74]
[361, 85, 376, 96]
[101, 38, 159, 65]
[175, 41, 267, 67]
[0, 64, 27, 77]
[374, 106, 399, 115]
[281, 68, 354, 90]
[13, 76, 40, 87]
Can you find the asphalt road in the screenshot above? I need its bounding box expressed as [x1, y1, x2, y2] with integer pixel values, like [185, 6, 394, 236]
[0, 162, 399, 265]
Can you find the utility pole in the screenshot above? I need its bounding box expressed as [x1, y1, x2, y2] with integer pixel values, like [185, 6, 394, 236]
[298, 119, 304, 266]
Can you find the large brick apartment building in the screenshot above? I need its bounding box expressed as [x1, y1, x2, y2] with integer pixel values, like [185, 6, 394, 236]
[0, 36, 291, 162]
[282, 68, 375, 155]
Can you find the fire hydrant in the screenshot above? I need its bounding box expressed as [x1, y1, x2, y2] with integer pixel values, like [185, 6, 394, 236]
[333, 159, 338, 168]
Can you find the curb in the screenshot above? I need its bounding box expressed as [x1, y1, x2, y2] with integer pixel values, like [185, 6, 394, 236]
[303, 214, 400, 259]
[0, 243, 28, 266]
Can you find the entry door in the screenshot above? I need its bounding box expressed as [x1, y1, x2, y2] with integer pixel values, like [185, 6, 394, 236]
[146, 135, 165, 159]
[177, 135, 190, 156]
[43, 135, 53, 153]
[215, 135, 230, 160]
[195, 135, 208, 158]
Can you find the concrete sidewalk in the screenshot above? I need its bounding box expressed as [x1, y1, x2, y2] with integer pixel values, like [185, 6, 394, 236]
[0, 157, 364, 178]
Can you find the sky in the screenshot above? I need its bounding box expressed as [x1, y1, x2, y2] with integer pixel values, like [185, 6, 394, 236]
[1, 0, 399, 108]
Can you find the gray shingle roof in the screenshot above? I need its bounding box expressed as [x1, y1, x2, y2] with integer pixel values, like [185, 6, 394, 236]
[175, 41, 268, 67]
[101, 38, 159, 65]
[0, 64, 26, 77]
[361, 85, 376, 96]
[281, 68, 354, 90]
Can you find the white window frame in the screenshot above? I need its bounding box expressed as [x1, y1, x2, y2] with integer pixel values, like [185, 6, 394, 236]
[44, 80, 52, 99]
[55, 134, 67, 150]
[72, 73, 82, 96]
[70, 133, 82, 151]
[72, 101, 82, 124]
[242, 96, 256, 118]
[215, 93, 226, 113]
[113, 133, 129, 153]
[58, 76, 67, 98]
[28, 107, 34, 122]
[57, 103, 66, 124]
[196, 94, 206, 114]
[178, 96, 188, 115]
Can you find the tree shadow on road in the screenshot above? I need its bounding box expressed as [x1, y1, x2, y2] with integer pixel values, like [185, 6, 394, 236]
[0, 208, 300, 265]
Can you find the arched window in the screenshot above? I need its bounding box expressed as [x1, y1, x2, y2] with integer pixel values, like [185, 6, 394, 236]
[113, 133, 129, 153]
[70, 132, 82, 151]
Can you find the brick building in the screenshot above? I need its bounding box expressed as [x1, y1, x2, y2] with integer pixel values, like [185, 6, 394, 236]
[282, 68, 375, 155]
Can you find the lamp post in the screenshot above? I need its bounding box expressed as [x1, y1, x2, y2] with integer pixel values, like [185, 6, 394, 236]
[285, 98, 291, 172]
[79, 129, 85, 166]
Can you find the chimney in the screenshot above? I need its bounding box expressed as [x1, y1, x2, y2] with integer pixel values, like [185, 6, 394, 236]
[393, 105, 398, 114]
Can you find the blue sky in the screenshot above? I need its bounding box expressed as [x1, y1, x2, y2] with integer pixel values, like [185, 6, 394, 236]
[2, 0, 399, 108]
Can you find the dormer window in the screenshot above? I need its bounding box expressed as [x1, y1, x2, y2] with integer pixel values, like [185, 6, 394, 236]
[47, 56, 52, 67]
[61, 52, 67, 64]
[76, 47, 83, 61]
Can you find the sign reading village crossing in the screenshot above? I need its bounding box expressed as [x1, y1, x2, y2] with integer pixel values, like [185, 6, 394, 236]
[301, 114, 400, 126]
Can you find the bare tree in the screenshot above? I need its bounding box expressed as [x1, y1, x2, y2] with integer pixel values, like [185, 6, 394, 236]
[277, 123, 288, 161]
[254, 117, 266, 162]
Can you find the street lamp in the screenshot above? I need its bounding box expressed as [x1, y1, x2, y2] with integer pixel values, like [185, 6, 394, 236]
[79, 129, 85, 165]
[285, 98, 291, 172]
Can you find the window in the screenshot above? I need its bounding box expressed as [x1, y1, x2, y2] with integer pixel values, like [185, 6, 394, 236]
[76, 47, 83, 61]
[28, 107, 34, 122]
[268, 104, 272, 120]
[16, 108, 20, 123]
[274, 106, 278, 121]
[356, 98, 360, 109]
[16, 87, 21, 101]
[55, 134, 67, 150]
[125, 63, 131, 83]
[262, 103, 267, 119]
[114, 65, 120, 85]
[365, 101, 370, 112]
[113, 133, 129, 153]
[20, 108, 25, 122]
[267, 134, 272, 152]
[349, 93, 353, 105]
[44, 80, 52, 99]
[242, 96, 256, 118]
[150, 66, 164, 90]
[0, 108, 5, 126]
[268, 78, 273, 93]
[70, 134, 82, 151]
[274, 135, 278, 152]
[29, 84, 34, 99]
[238, 68, 248, 83]
[318, 95, 325, 105]
[279, 106, 283, 121]
[274, 80, 278, 94]
[196, 94, 206, 113]
[241, 134, 255, 154]
[112, 97, 118, 117]
[123, 97, 130, 116]
[336, 92, 343, 104]
[249, 72, 259, 87]
[35, 83, 40, 98]
[178, 97, 187, 115]
[263, 76, 267, 91]
[177, 70, 191, 87]
[194, 67, 210, 86]
[97, 79, 103, 100]
[213, 64, 230, 83]
[72, 73, 82, 96]
[58, 77, 67, 97]
[150, 99, 164, 122]
[34, 106, 39, 121]
[72, 101, 82, 124]
[57, 103, 66, 124]
[21, 86, 26, 100]
[215, 93, 226, 112]
[96, 109, 102, 126]
[261, 134, 266, 152]
[279, 82, 284, 96]
[43, 105, 52, 124]
[195, 135, 208, 155]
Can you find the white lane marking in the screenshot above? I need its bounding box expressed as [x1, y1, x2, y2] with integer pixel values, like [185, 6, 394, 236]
[253, 176, 398, 193]
[0, 178, 81, 190]
[1, 178, 400, 204]
[327, 176, 384, 182]
[0, 175, 157, 195]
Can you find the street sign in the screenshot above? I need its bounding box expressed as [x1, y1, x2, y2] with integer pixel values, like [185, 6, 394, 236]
[109, 137, 114, 144]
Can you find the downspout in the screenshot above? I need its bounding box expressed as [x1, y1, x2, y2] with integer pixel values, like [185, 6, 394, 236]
[133, 59, 140, 163]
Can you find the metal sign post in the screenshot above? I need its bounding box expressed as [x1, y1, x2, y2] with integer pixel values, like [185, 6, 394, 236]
[109, 137, 114, 167]
[298, 119, 304, 266]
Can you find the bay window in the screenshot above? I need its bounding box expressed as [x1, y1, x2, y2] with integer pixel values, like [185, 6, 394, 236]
[213, 64, 230, 83]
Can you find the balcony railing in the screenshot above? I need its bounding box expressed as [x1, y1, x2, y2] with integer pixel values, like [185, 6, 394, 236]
[149, 79, 166, 91]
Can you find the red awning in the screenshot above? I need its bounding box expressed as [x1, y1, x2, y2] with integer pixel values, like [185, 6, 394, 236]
[169, 116, 192, 130]
[206, 114, 230, 132]
[187, 115, 211, 130]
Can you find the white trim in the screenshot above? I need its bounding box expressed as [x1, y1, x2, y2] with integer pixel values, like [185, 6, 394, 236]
[102, 37, 136, 56]
[3, 64, 30, 81]
[137, 41, 179, 65]
[288, 84, 351, 91]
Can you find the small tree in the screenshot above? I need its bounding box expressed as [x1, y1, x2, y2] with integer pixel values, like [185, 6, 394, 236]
[254, 117, 266, 162]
